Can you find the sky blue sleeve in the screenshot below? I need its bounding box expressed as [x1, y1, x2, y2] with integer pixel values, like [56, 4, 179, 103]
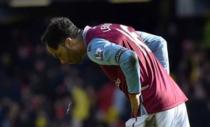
[87, 38, 141, 93]
[137, 31, 170, 73]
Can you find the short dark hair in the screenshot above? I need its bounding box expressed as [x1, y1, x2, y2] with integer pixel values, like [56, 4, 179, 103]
[41, 17, 81, 49]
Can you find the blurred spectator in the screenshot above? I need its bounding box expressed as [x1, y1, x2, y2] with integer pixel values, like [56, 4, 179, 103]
[203, 18, 210, 49]
[96, 82, 126, 127]
[70, 83, 90, 127]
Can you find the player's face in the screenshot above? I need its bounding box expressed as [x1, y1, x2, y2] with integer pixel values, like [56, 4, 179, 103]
[47, 39, 85, 64]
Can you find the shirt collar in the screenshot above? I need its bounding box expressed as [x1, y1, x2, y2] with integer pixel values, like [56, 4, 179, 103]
[82, 25, 91, 40]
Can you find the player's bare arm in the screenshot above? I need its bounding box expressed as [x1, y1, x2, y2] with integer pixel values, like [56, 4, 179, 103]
[129, 93, 140, 117]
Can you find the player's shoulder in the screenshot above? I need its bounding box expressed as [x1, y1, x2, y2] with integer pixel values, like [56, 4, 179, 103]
[89, 23, 135, 30]
[93, 23, 126, 28]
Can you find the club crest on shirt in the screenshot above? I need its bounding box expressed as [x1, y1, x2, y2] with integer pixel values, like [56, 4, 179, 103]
[95, 48, 103, 60]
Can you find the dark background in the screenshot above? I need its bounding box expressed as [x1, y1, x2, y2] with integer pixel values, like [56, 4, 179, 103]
[0, 0, 210, 127]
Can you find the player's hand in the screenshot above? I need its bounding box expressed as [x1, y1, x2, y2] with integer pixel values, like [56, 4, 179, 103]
[125, 115, 149, 127]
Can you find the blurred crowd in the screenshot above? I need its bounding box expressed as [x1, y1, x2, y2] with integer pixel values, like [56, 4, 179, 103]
[0, 22, 129, 127]
[0, 18, 210, 127]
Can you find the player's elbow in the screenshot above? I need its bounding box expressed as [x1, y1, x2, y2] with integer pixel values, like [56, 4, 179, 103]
[158, 36, 168, 49]
[119, 50, 138, 66]
[126, 51, 138, 65]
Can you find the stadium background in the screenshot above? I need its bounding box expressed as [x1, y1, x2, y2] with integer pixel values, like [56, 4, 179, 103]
[0, 0, 210, 127]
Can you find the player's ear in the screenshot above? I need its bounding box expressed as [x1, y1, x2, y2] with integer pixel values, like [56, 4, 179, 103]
[64, 37, 72, 49]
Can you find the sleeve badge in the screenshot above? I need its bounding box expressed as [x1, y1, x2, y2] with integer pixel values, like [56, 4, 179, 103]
[95, 48, 104, 60]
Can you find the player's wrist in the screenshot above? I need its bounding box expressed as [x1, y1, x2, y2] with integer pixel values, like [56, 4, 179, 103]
[129, 93, 141, 117]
